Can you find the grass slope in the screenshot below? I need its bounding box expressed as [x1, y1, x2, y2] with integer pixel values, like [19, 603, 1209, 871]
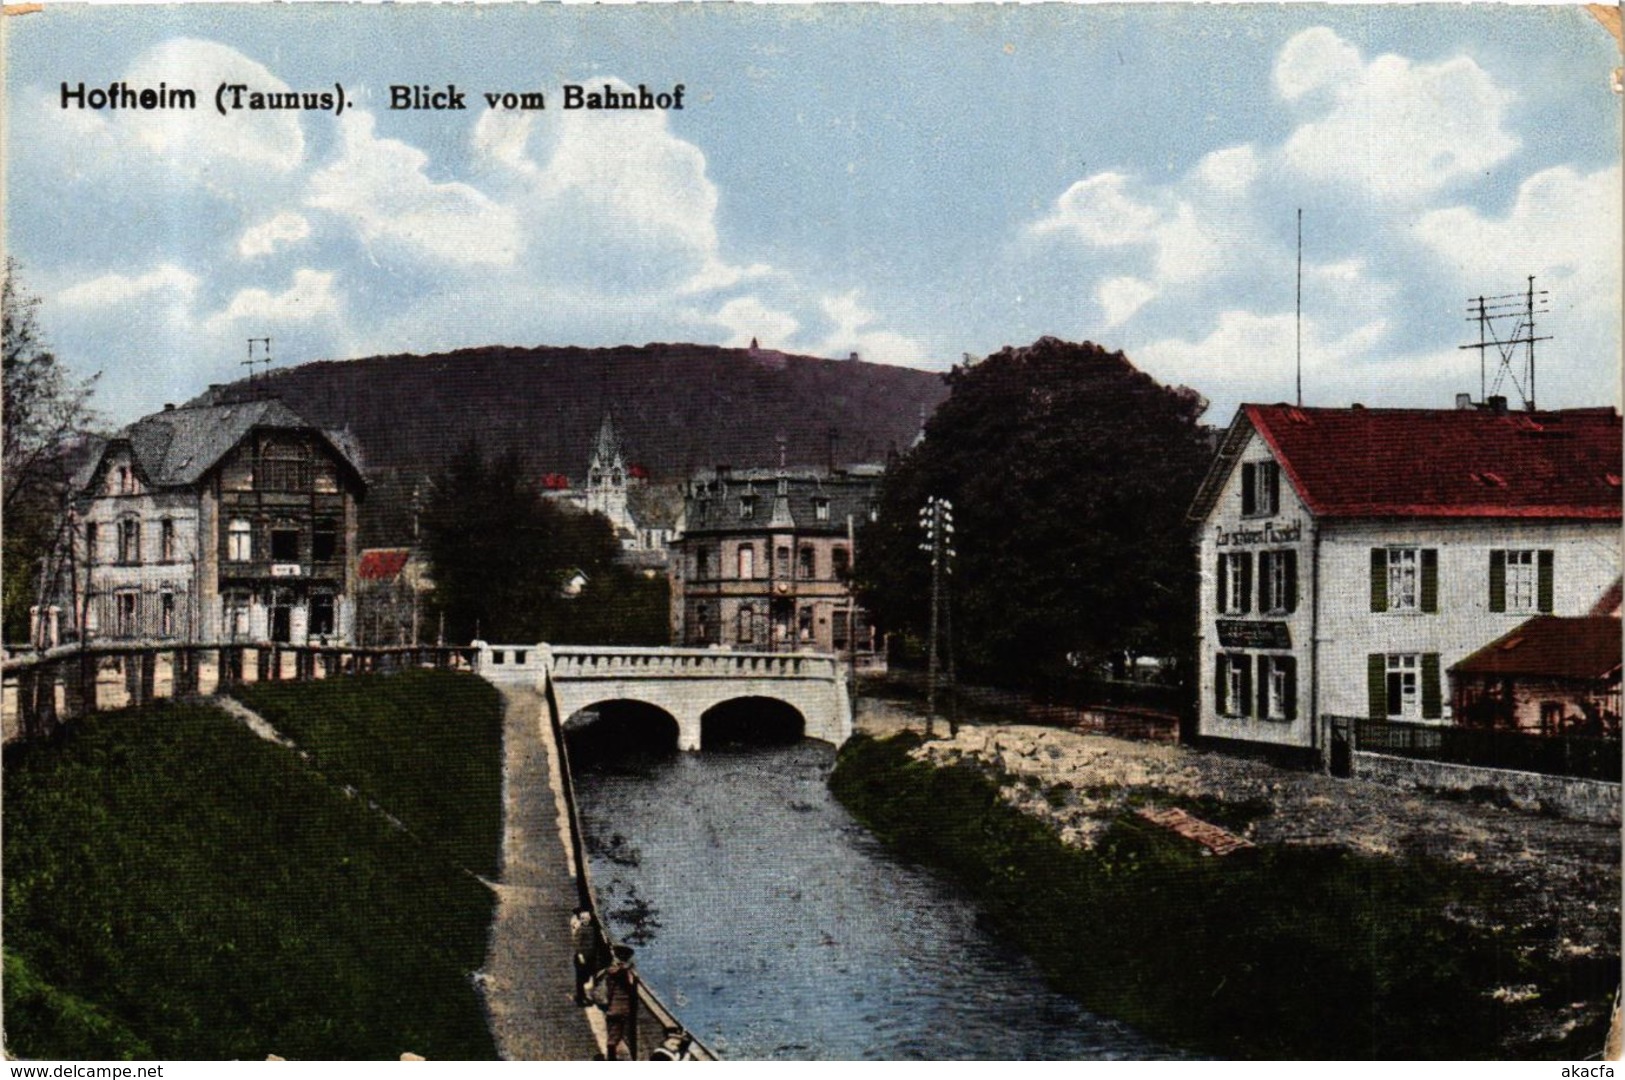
[4, 673, 502, 1060]
[830, 732, 1607, 1060]
[230, 670, 503, 879]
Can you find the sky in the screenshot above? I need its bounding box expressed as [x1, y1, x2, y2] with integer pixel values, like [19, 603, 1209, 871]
[4, 3, 1620, 428]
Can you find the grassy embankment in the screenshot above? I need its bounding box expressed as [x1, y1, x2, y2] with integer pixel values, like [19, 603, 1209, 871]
[3, 670, 503, 1060]
[829, 731, 1612, 1060]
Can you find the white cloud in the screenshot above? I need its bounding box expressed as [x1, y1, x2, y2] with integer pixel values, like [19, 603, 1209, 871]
[1276, 27, 1518, 203]
[814, 291, 929, 366]
[1030, 172, 1160, 246]
[309, 110, 520, 268]
[715, 296, 800, 347]
[238, 212, 312, 258]
[1097, 276, 1157, 328]
[205, 268, 341, 330]
[56, 265, 199, 310]
[1193, 144, 1260, 194]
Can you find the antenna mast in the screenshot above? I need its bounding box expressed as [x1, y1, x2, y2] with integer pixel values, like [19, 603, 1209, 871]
[1295, 209, 1303, 407]
[244, 337, 273, 382]
[1458, 276, 1550, 411]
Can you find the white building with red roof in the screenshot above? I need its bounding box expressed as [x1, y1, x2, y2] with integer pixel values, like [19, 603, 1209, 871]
[1187, 401, 1622, 760]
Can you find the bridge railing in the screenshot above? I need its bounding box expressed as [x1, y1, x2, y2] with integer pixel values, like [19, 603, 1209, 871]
[546, 645, 842, 681]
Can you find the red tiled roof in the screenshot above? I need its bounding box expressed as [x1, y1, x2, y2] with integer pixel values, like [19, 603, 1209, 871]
[1591, 578, 1623, 617]
[1452, 616, 1622, 681]
[1246, 404, 1622, 520]
[358, 548, 411, 581]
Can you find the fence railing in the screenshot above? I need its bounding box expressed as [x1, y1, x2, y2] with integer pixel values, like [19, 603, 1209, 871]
[1340, 715, 1622, 783]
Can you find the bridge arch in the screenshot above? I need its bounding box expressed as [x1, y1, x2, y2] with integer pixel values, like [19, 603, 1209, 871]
[700, 696, 805, 748]
[563, 698, 681, 764]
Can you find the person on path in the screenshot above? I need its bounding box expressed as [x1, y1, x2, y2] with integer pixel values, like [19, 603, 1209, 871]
[570, 909, 604, 1007]
[598, 943, 640, 1061]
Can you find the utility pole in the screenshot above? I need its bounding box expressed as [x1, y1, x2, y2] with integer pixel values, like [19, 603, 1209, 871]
[919, 496, 954, 739]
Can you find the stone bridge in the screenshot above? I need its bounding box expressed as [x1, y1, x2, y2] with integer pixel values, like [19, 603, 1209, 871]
[472, 643, 852, 750]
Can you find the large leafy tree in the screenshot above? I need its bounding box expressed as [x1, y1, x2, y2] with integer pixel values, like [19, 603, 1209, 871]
[856, 337, 1210, 686]
[420, 442, 668, 645]
[2, 260, 99, 642]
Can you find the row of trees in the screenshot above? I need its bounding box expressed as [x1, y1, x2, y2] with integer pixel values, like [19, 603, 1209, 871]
[419, 443, 669, 646]
[854, 336, 1212, 689]
[3, 260, 100, 643]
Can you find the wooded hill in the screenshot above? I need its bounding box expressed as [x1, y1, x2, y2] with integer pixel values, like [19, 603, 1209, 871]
[195, 343, 948, 545]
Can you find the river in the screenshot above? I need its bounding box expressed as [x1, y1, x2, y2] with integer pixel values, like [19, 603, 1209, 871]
[572, 738, 1178, 1060]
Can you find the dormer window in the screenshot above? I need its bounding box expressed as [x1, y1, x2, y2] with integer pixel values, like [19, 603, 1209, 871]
[814, 497, 830, 522]
[739, 495, 756, 521]
[1241, 461, 1280, 517]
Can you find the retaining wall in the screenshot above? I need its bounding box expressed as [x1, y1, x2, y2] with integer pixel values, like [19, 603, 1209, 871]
[1353, 750, 1621, 825]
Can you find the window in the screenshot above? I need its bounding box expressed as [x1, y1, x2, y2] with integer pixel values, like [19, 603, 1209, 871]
[117, 466, 135, 495]
[270, 525, 299, 562]
[309, 594, 336, 637]
[1258, 655, 1297, 721]
[814, 498, 830, 522]
[1371, 547, 1437, 613]
[798, 605, 814, 642]
[694, 603, 711, 645]
[737, 604, 756, 644]
[1490, 549, 1552, 614]
[1258, 550, 1297, 614]
[228, 519, 253, 562]
[312, 520, 338, 562]
[799, 546, 817, 579]
[737, 544, 755, 580]
[832, 546, 851, 579]
[739, 495, 756, 521]
[1215, 652, 1252, 717]
[224, 590, 251, 639]
[159, 519, 176, 563]
[1241, 461, 1280, 517]
[117, 518, 141, 565]
[84, 522, 98, 565]
[777, 545, 791, 578]
[1217, 552, 1252, 614]
[1369, 652, 1442, 720]
[258, 441, 309, 492]
[159, 592, 176, 637]
[694, 546, 711, 580]
[116, 592, 138, 637]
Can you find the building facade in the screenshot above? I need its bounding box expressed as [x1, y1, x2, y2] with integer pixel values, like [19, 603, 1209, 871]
[1188, 403, 1621, 756]
[59, 397, 366, 645]
[669, 466, 881, 654]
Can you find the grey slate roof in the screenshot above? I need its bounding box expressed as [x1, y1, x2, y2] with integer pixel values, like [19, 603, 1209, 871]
[681, 467, 880, 536]
[79, 398, 365, 492]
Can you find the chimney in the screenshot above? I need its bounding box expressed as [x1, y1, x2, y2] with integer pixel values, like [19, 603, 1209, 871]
[849, 351, 860, 362]
[163, 403, 176, 411]
[1487, 395, 1509, 415]
[1455, 393, 1473, 411]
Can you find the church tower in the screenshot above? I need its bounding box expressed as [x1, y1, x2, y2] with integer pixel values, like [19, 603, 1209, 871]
[585, 411, 631, 533]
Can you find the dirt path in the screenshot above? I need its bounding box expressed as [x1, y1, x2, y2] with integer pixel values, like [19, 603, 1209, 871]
[480, 686, 601, 1061]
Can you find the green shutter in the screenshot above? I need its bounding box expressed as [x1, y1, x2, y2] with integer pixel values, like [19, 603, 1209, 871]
[1421, 653, 1442, 719]
[1420, 549, 1438, 613]
[1488, 550, 1506, 613]
[1538, 550, 1554, 613]
[1283, 658, 1298, 722]
[1215, 654, 1229, 716]
[1257, 552, 1270, 612]
[1284, 550, 1299, 614]
[1239, 553, 1253, 615]
[1241, 464, 1256, 515]
[1368, 654, 1387, 719]
[1256, 656, 1270, 719]
[1238, 658, 1253, 719]
[1370, 549, 1387, 612]
[1216, 553, 1228, 613]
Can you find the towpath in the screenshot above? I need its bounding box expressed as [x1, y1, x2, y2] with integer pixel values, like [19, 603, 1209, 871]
[480, 686, 602, 1060]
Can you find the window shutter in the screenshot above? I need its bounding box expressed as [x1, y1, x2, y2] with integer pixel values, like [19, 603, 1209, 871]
[1537, 550, 1554, 613]
[1488, 550, 1506, 613]
[1257, 552, 1270, 613]
[1238, 553, 1253, 615]
[1370, 549, 1387, 612]
[1421, 653, 1442, 719]
[1283, 658, 1298, 721]
[1256, 656, 1271, 719]
[1284, 551, 1299, 614]
[1215, 654, 1229, 716]
[1241, 464, 1256, 515]
[1216, 553, 1228, 614]
[1420, 549, 1438, 613]
[1368, 654, 1386, 719]
[1238, 658, 1253, 719]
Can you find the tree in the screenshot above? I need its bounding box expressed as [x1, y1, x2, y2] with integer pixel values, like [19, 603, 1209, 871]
[2, 260, 99, 642]
[419, 442, 669, 645]
[855, 337, 1211, 687]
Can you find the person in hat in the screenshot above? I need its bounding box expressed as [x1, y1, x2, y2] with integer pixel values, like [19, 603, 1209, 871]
[598, 943, 640, 1061]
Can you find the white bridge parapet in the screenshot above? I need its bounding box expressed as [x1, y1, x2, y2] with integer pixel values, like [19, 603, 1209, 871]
[472, 642, 852, 750]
